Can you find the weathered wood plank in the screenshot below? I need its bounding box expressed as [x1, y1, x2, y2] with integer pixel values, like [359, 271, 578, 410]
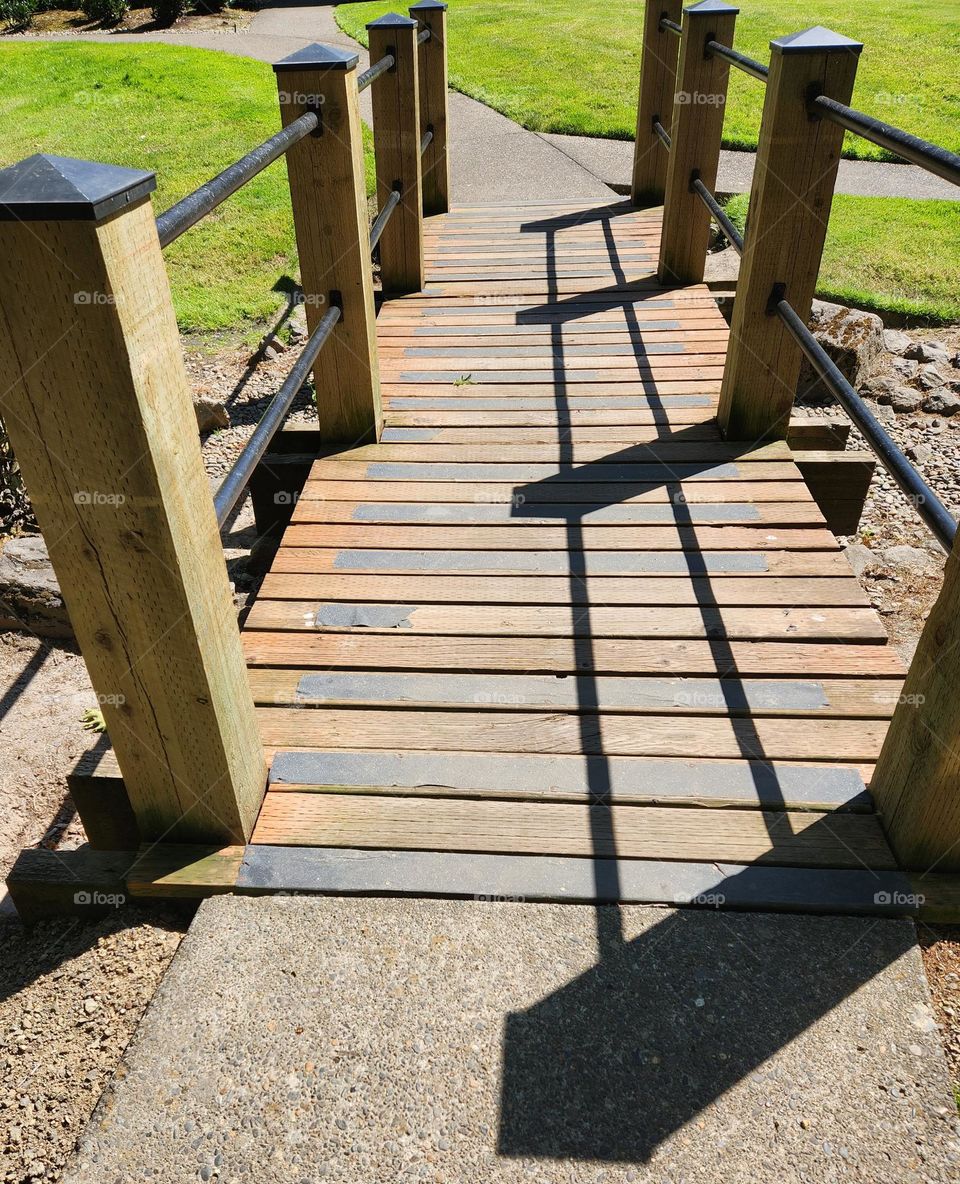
[250, 793, 896, 869]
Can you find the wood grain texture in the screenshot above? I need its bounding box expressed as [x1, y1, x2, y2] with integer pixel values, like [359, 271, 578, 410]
[0, 201, 265, 844]
[633, 0, 681, 205]
[411, 2, 449, 214]
[251, 793, 896, 869]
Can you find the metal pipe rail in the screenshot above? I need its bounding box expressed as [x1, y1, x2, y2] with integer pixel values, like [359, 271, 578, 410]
[156, 109, 319, 248]
[659, 16, 681, 36]
[417, 26, 431, 45]
[358, 53, 395, 92]
[691, 176, 743, 254]
[811, 95, 960, 188]
[369, 188, 402, 250]
[420, 127, 434, 156]
[213, 302, 342, 528]
[774, 294, 957, 551]
[653, 119, 672, 150]
[705, 39, 769, 82]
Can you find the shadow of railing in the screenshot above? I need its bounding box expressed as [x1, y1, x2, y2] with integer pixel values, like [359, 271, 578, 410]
[496, 201, 901, 1162]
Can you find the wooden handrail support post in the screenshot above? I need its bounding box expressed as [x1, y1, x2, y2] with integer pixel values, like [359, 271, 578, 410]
[717, 28, 862, 440]
[410, 0, 450, 216]
[872, 534, 960, 872]
[275, 45, 382, 444]
[631, 0, 683, 205]
[367, 13, 425, 293]
[658, 0, 738, 285]
[0, 154, 266, 844]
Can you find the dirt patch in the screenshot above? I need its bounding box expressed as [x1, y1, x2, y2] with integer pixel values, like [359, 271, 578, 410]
[6, 3, 255, 36]
[920, 928, 960, 1107]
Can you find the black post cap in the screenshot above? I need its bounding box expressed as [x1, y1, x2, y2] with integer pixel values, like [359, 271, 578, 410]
[684, 0, 740, 15]
[0, 154, 156, 223]
[273, 44, 360, 73]
[772, 26, 864, 55]
[409, 1, 448, 10]
[367, 12, 418, 29]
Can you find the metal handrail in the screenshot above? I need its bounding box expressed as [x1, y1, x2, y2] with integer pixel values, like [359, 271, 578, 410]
[358, 53, 395, 92]
[659, 16, 681, 36]
[420, 127, 434, 156]
[213, 302, 342, 528]
[156, 109, 319, 248]
[369, 188, 401, 250]
[705, 39, 769, 83]
[417, 26, 431, 45]
[811, 95, 960, 188]
[653, 119, 672, 150]
[774, 294, 956, 551]
[691, 176, 743, 254]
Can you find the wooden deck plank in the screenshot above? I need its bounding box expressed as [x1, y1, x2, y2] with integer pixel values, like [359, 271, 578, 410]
[244, 600, 885, 642]
[250, 794, 896, 869]
[242, 634, 905, 676]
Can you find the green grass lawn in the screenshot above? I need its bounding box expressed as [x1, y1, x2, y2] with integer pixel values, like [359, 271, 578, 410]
[0, 44, 375, 332]
[337, 0, 960, 160]
[723, 194, 960, 323]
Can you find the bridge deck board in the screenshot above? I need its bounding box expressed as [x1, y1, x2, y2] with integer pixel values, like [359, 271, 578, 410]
[244, 201, 906, 901]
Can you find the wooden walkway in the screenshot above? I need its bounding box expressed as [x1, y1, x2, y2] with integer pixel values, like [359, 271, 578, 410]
[239, 199, 912, 907]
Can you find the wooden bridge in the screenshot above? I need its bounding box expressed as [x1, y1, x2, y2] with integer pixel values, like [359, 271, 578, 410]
[3, 3, 960, 918]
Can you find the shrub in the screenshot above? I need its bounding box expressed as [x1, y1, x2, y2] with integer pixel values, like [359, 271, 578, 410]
[81, 0, 128, 23]
[151, 0, 185, 24]
[193, 0, 230, 11]
[0, 0, 38, 29]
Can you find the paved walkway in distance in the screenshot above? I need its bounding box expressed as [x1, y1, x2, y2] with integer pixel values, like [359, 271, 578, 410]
[543, 131, 960, 199]
[65, 896, 960, 1183]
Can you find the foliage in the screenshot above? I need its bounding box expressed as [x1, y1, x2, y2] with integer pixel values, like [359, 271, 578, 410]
[723, 193, 960, 323]
[0, 420, 37, 535]
[337, 0, 960, 161]
[81, 0, 128, 25]
[0, 0, 38, 30]
[151, 0, 186, 25]
[0, 44, 376, 332]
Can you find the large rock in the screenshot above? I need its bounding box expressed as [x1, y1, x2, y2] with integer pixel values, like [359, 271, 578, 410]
[906, 340, 951, 365]
[193, 395, 229, 433]
[882, 328, 912, 355]
[797, 301, 884, 403]
[0, 534, 71, 637]
[889, 387, 923, 414]
[923, 390, 960, 417]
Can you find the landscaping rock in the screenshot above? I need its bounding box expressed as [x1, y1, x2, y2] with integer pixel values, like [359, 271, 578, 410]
[890, 356, 919, 382]
[889, 387, 923, 414]
[843, 542, 876, 577]
[193, 395, 230, 433]
[917, 364, 945, 391]
[883, 544, 939, 574]
[0, 534, 71, 637]
[923, 390, 960, 417]
[860, 375, 897, 402]
[906, 340, 951, 365]
[882, 329, 912, 355]
[798, 302, 884, 402]
[906, 442, 933, 464]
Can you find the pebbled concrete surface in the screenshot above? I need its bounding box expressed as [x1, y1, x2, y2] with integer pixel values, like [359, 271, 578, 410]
[541, 132, 960, 200]
[66, 896, 960, 1182]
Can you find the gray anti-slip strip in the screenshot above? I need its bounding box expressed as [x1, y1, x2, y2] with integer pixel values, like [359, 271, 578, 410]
[399, 370, 713, 382]
[402, 343, 687, 357]
[331, 549, 769, 573]
[349, 501, 762, 524]
[268, 750, 865, 806]
[385, 396, 714, 409]
[311, 604, 416, 629]
[364, 463, 742, 480]
[294, 672, 830, 711]
[406, 300, 680, 315]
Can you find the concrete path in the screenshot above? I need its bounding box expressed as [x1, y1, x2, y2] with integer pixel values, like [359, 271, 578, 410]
[541, 132, 960, 200]
[65, 896, 960, 1182]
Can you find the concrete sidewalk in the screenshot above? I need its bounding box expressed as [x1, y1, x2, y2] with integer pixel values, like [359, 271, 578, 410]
[65, 896, 960, 1182]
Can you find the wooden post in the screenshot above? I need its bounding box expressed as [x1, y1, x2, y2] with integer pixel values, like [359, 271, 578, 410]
[367, 13, 425, 293]
[657, 0, 738, 286]
[871, 534, 960, 871]
[631, 0, 683, 205]
[410, 0, 450, 216]
[275, 45, 382, 444]
[716, 28, 862, 441]
[0, 154, 266, 844]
